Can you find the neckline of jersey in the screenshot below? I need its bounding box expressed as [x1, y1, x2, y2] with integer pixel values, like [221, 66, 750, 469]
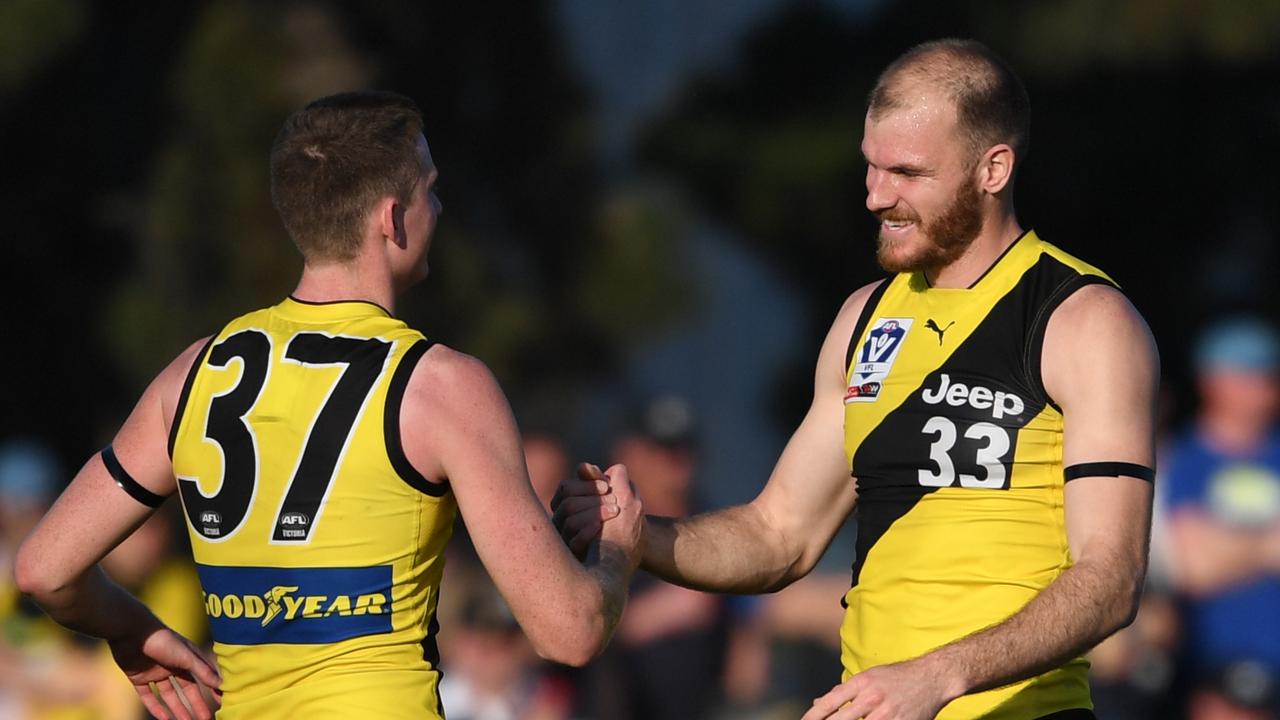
[916, 228, 1035, 293]
[278, 295, 393, 320]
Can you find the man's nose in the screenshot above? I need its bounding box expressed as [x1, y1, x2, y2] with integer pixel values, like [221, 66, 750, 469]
[865, 166, 896, 213]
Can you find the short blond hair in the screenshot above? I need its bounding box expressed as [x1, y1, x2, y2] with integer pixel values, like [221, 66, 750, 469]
[869, 39, 1030, 164]
[270, 91, 424, 262]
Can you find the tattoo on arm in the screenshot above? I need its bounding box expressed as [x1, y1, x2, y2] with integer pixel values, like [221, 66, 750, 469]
[586, 540, 635, 634]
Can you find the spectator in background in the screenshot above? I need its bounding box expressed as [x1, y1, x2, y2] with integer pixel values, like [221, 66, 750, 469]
[438, 577, 573, 720]
[1165, 317, 1280, 718]
[0, 438, 133, 720]
[588, 395, 731, 720]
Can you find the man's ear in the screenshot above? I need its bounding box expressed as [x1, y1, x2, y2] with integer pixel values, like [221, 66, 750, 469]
[977, 143, 1015, 195]
[376, 196, 407, 249]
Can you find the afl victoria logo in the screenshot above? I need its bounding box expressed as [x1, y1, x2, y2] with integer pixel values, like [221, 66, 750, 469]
[279, 512, 310, 539]
[199, 511, 222, 536]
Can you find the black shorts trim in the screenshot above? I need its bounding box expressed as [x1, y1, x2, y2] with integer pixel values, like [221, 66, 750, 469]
[1064, 462, 1155, 483]
[384, 340, 448, 497]
[102, 446, 168, 508]
[168, 335, 217, 459]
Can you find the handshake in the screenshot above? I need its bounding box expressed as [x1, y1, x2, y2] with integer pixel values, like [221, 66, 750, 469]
[551, 463, 645, 564]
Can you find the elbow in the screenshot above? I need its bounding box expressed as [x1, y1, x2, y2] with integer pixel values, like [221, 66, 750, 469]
[13, 541, 62, 602]
[761, 566, 804, 594]
[763, 540, 822, 594]
[534, 640, 598, 669]
[525, 593, 612, 667]
[1105, 575, 1144, 635]
[529, 620, 606, 668]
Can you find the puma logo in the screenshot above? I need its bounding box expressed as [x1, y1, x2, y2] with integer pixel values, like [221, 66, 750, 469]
[925, 319, 955, 345]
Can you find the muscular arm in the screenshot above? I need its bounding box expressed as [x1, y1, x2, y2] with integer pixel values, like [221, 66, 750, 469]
[402, 347, 641, 667]
[637, 285, 876, 593]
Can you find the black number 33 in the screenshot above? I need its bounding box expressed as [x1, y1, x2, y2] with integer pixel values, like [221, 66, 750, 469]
[177, 330, 392, 543]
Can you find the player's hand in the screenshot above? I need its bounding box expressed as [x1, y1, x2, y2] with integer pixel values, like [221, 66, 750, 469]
[551, 463, 619, 560]
[596, 463, 644, 568]
[802, 659, 949, 720]
[108, 624, 222, 720]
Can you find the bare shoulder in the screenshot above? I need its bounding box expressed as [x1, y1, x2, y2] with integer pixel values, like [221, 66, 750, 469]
[1051, 283, 1150, 334]
[400, 344, 512, 440]
[1043, 283, 1159, 409]
[403, 343, 504, 408]
[1046, 284, 1158, 362]
[157, 335, 215, 424]
[834, 279, 887, 329]
[814, 278, 890, 391]
[825, 279, 889, 350]
[398, 343, 520, 484]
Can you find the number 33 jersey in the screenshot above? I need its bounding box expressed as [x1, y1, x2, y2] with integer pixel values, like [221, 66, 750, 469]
[841, 232, 1114, 719]
[170, 297, 455, 718]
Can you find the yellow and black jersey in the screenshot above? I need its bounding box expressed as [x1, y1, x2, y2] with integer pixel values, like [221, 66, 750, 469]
[169, 297, 454, 719]
[841, 231, 1113, 719]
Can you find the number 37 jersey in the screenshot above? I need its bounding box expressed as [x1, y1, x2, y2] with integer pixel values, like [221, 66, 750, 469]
[841, 232, 1114, 719]
[170, 297, 455, 718]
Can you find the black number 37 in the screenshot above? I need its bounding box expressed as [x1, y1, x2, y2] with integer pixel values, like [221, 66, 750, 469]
[177, 330, 391, 543]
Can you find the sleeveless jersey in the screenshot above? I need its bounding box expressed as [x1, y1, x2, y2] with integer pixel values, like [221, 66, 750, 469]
[840, 231, 1113, 718]
[170, 297, 455, 719]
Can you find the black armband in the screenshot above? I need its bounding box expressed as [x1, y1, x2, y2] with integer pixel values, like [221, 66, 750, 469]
[101, 446, 168, 508]
[1063, 462, 1155, 483]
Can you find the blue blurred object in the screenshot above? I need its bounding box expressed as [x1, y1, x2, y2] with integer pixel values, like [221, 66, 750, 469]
[1194, 317, 1280, 374]
[0, 437, 60, 506]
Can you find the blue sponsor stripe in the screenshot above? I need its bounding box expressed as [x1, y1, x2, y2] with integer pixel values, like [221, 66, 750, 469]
[196, 564, 394, 645]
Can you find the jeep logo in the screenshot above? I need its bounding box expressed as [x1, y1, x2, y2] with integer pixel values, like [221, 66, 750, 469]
[921, 373, 1024, 420]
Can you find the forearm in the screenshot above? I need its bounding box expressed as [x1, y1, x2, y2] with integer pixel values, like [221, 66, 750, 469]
[922, 557, 1141, 702]
[582, 538, 636, 645]
[26, 565, 163, 643]
[643, 503, 798, 593]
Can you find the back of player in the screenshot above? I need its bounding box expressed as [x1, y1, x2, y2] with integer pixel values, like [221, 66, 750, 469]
[171, 296, 453, 718]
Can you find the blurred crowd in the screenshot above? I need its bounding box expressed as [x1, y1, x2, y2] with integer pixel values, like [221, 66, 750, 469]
[2, 317, 1280, 719]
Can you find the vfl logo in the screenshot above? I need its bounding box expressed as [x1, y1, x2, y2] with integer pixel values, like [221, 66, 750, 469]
[846, 318, 913, 403]
[925, 319, 955, 346]
[197, 564, 393, 645]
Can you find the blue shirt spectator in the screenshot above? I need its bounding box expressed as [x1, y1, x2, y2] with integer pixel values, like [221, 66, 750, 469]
[1164, 317, 1280, 715]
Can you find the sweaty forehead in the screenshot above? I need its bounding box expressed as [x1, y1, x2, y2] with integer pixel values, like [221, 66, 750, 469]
[862, 91, 962, 165]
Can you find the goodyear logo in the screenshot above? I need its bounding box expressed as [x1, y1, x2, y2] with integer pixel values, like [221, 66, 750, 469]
[195, 564, 393, 645]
